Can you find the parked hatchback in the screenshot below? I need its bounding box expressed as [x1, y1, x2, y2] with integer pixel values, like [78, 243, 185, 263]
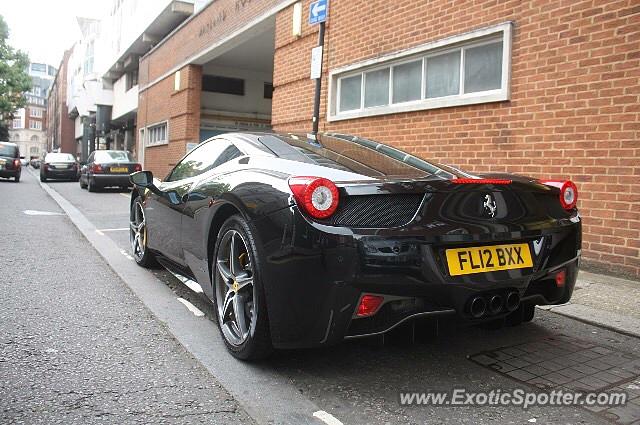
[0, 142, 21, 182]
[41, 153, 79, 182]
[80, 150, 141, 192]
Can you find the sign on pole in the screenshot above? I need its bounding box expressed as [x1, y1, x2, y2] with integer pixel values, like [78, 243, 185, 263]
[310, 46, 323, 79]
[308, 0, 328, 25]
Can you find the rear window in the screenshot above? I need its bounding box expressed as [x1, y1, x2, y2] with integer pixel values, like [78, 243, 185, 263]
[45, 153, 75, 162]
[95, 151, 134, 162]
[258, 134, 454, 179]
[0, 143, 18, 158]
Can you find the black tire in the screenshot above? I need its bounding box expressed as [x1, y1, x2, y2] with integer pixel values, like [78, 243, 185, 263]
[130, 196, 157, 268]
[40, 175, 46, 182]
[14, 174, 20, 183]
[88, 178, 100, 192]
[505, 302, 536, 326]
[79, 178, 87, 189]
[212, 215, 272, 360]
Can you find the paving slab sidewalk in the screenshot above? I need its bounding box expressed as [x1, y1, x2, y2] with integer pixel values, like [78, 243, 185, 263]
[539, 270, 640, 338]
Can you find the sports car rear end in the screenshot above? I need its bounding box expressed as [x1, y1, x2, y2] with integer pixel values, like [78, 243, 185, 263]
[252, 134, 581, 348]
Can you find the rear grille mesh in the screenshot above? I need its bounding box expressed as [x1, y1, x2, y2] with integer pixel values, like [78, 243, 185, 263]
[320, 194, 424, 228]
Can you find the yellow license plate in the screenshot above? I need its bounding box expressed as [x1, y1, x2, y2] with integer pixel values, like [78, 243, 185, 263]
[111, 167, 128, 173]
[446, 243, 533, 276]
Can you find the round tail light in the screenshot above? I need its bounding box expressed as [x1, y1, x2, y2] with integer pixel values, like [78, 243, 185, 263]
[540, 179, 578, 210]
[288, 176, 340, 219]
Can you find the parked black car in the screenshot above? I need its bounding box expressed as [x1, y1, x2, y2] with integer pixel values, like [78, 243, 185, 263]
[80, 150, 141, 192]
[0, 142, 21, 182]
[129, 132, 581, 360]
[40, 153, 79, 182]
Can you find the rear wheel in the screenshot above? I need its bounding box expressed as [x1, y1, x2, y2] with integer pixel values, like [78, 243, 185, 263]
[506, 302, 536, 326]
[14, 174, 20, 183]
[88, 178, 100, 192]
[80, 177, 87, 189]
[213, 215, 272, 360]
[40, 174, 46, 182]
[130, 197, 156, 268]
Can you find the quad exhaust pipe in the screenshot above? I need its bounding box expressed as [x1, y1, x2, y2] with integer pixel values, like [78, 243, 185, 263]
[469, 296, 487, 318]
[468, 292, 520, 318]
[506, 291, 520, 312]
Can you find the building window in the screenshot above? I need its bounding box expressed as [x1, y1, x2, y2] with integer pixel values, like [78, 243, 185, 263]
[330, 22, 512, 121]
[30, 135, 39, 142]
[30, 108, 43, 118]
[12, 119, 22, 129]
[30, 146, 39, 155]
[84, 40, 94, 74]
[264, 83, 274, 99]
[145, 122, 168, 147]
[202, 75, 245, 96]
[29, 121, 42, 130]
[126, 69, 138, 91]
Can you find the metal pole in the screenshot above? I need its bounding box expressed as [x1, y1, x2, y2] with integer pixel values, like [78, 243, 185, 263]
[311, 21, 325, 136]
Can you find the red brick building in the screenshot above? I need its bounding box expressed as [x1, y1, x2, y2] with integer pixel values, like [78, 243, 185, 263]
[137, 0, 640, 278]
[46, 49, 76, 154]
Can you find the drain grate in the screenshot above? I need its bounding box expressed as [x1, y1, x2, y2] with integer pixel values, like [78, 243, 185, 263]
[469, 335, 640, 424]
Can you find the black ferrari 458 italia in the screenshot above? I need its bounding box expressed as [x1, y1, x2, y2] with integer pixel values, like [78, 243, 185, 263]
[129, 132, 581, 360]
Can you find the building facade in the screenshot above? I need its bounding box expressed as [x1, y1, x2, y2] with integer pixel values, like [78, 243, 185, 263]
[135, 0, 639, 278]
[46, 50, 76, 154]
[9, 62, 56, 159]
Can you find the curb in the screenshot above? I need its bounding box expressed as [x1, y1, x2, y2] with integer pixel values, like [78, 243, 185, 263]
[538, 303, 640, 339]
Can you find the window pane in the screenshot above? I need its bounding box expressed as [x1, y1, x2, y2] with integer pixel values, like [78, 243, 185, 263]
[339, 75, 362, 112]
[392, 60, 422, 103]
[426, 50, 461, 98]
[464, 41, 503, 93]
[364, 68, 389, 108]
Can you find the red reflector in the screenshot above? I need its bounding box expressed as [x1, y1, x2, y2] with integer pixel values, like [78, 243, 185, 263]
[13, 159, 20, 168]
[356, 294, 385, 318]
[133, 163, 142, 172]
[451, 178, 512, 185]
[555, 269, 566, 287]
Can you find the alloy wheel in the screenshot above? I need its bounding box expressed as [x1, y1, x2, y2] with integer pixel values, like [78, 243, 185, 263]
[130, 202, 147, 261]
[215, 229, 256, 346]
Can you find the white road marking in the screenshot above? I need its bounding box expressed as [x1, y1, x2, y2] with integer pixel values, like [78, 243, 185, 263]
[97, 227, 129, 232]
[95, 229, 105, 236]
[177, 298, 205, 317]
[23, 209, 64, 216]
[313, 411, 344, 425]
[119, 249, 134, 261]
[173, 274, 204, 294]
[120, 193, 130, 199]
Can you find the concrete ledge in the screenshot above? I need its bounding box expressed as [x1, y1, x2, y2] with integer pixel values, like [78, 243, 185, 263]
[539, 303, 640, 339]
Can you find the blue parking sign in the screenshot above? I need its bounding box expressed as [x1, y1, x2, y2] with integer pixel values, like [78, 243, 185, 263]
[309, 0, 328, 25]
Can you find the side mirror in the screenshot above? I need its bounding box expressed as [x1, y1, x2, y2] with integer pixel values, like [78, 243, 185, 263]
[130, 170, 154, 188]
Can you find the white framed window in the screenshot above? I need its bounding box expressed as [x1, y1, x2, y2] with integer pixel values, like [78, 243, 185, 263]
[29, 121, 42, 130]
[329, 22, 512, 121]
[30, 107, 43, 118]
[12, 119, 22, 129]
[145, 121, 168, 147]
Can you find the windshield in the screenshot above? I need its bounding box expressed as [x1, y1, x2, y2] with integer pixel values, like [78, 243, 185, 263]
[95, 151, 134, 162]
[0, 143, 18, 158]
[45, 153, 75, 162]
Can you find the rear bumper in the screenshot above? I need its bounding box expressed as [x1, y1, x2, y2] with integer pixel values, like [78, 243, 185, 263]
[0, 169, 20, 178]
[93, 174, 131, 187]
[44, 170, 77, 180]
[256, 207, 581, 349]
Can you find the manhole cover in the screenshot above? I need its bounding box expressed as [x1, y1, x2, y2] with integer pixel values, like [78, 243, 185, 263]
[469, 335, 640, 424]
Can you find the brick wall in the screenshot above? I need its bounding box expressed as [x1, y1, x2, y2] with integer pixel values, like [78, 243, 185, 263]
[138, 64, 202, 179]
[272, 0, 640, 278]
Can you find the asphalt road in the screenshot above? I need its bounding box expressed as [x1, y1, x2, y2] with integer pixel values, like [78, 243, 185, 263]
[2, 169, 640, 425]
[0, 171, 253, 424]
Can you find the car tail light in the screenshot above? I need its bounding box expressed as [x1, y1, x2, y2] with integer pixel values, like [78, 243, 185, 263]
[539, 180, 578, 210]
[555, 269, 566, 287]
[13, 159, 20, 168]
[451, 178, 512, 184]
[92, 164, 103, 173]
[133, 163, 142, 172]
[43, 163, 49, 171]
[288, 176, 339, 219]
[356, 294, 385, 318]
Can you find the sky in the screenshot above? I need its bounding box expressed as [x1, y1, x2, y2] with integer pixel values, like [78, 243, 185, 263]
[1, 0, 110, 68]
